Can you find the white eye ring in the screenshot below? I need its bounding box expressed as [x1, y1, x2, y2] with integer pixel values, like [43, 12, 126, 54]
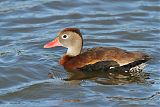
[62, 34, 68, 39]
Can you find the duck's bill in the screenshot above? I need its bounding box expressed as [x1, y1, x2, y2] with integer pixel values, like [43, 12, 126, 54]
[44, 38, 62, 48]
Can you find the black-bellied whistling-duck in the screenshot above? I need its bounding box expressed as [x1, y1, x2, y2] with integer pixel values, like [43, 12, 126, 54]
[44, 28, 151, 72]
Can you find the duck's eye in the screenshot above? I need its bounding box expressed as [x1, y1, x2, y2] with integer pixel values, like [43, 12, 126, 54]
[62, 34, 68, 39]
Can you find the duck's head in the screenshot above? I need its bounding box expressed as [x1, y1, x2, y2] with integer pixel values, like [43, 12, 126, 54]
[44, 28, 83, 56]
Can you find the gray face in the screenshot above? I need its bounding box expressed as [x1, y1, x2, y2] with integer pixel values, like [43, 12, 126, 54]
[58, 31, 82, 49]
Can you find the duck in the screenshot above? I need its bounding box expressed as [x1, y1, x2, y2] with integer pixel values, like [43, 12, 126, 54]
[44, 28, 151, 72]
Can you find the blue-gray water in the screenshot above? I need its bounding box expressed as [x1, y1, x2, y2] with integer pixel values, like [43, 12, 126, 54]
[0, 0, 160, 107]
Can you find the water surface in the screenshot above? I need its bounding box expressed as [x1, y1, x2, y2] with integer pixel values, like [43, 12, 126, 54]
[0, 0, 160, 107]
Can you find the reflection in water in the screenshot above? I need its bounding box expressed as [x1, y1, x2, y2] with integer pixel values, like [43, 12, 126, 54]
[49, 68, 150, 85]
[48, 58, 151, 85]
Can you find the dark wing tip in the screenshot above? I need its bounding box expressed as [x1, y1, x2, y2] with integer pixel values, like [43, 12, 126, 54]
[78, 60, 120, 72]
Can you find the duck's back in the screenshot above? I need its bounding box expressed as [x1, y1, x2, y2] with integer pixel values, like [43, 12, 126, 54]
[62, 47, 151, 70]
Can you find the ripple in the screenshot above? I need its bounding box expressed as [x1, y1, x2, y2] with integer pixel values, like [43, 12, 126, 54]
[141, 5, 160, 11]
[106, 91, 160, 102]
[0, 79, 54, 96]
[0, 0, 53, 14]
[0, 0, 159, 106]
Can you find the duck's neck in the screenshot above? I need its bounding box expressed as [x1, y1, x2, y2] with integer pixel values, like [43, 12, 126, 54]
[66, 47, 81, 56]
[66, 41, 83, 57]
[59, 55, 73, 66]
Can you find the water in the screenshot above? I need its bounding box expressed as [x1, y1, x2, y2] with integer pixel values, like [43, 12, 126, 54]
[0, 0, 160, 107]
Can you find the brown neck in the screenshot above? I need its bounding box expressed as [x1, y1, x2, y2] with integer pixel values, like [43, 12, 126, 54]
[59, 55, 73, 66]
